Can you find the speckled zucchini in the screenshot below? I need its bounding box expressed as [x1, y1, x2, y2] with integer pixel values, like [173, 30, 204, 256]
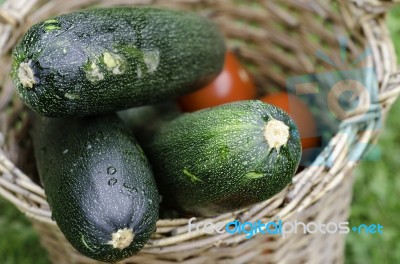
[146, 100, 302, 217]
[12, 7, 225, 117]
[32, 114, 159, 262]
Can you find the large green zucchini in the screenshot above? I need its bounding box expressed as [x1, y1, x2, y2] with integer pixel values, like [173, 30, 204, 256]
[12, 7, 225, 117]
[146, 100, 302, 217]
[32, 114, 159, 262]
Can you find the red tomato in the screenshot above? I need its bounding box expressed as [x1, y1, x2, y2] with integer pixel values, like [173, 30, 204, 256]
[179, 51, 257, 112]
[260, 92, 320, 150]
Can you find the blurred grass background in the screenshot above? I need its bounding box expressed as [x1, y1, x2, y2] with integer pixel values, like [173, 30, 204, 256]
[1, 3, 400, 264]
[344, 7, 400, 264]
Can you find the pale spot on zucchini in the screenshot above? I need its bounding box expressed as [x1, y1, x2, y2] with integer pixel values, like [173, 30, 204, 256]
[64, 93, 80, 100]
[137, 68, 143, 78]
[183, 168, 203, 183]
[103, 52, 118, 68]
[263, 118, 290, 152]
[44, 19, 58, 23]
[143, 50, 160, 73]
[245, 171, 265, 179]
[103, 52, 125, 75]
[18, 61, 36, 89]
[85, 62, 104, 83]
[107, 228, 135, 250]
[81, 235, 96, 252]
[45, 25, 61, 31]
[44, 19, 61, 32]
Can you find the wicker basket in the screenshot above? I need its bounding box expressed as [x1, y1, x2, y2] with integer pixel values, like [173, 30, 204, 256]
[1, 0, 400, 263]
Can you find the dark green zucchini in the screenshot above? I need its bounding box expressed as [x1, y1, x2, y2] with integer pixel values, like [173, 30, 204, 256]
[12, 7, 225, 117]
[146, 100, 302, 217]
[32, 114, 159, 262]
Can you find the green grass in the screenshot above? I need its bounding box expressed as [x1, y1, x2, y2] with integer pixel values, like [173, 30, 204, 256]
[345, 101, 400, 264]
[345, 7, 400, 264]
[0, 198, 49, 264]
[1, 4, 400, 264]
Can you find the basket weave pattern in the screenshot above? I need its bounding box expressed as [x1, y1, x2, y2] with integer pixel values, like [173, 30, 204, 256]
[1, 0, 400, 263]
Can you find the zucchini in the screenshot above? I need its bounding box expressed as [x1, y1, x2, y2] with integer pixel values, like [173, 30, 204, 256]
[12, 7, 225, 117]
[146, 100, 301, 217]
[32, 114, 159, 262]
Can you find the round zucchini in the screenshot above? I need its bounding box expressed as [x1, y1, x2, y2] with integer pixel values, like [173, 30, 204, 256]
[146, 100, 302, 217]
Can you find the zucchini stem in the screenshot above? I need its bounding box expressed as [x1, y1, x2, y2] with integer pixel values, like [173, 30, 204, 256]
[263, 119, 290, 151]
[18, 61, 36, 89]
[107, 228, 135, 250]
